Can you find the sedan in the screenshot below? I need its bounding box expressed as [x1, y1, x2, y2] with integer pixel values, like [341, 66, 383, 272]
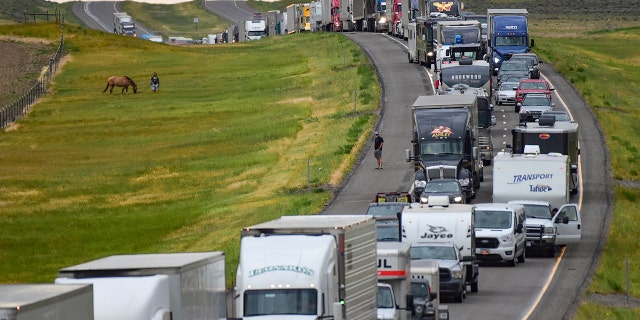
[497, 60, 531, 83]
[517, 93, 556, 122]
[495, 81, 519, 105]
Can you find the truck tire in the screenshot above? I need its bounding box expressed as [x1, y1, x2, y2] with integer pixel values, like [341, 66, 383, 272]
[517, 247, 526, 263]
[509, 251, 517, 267]
[408, 52, 414, 64]
[454, 288, 465, 303]
[471, 279, 479, 293]
[547, 245, 556, 258]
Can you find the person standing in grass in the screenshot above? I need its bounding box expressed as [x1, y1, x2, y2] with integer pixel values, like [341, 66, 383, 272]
[374, 131, 384, 169]
[150, 72, 160, 92]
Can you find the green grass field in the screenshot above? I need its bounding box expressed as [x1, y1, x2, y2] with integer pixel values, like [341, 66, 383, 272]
[0, 23, 379, 287]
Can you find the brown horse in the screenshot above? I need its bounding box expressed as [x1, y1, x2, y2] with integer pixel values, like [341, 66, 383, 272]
[103, 76, 137, 94]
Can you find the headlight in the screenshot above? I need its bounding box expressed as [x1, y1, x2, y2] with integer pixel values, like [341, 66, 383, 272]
[500, 234, 515, 242]
[544, 226, 556, 235]
[451, 269, 463, 279]
[458, 178, 470, 186]
[427, 51, 434, 57]
[414, 180, 427, 188]
[379, 17, 387, 24]
[494, 57, 500, 64]
[453, 196, 463, 203]
[420, 195, 429, 204]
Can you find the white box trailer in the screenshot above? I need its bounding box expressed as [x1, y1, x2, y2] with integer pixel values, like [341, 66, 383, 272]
[236, 215, 378, 320]
[376, 242, 412, 320]
[55, 252, 226, 320]
[492, 150, 570, 209]
[0, 284, 93, 320]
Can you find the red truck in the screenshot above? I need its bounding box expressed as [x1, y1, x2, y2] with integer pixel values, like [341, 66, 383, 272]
[514, 78, 554, 104]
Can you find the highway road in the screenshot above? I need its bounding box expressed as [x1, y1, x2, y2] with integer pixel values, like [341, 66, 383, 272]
[71, 3, 612, 319]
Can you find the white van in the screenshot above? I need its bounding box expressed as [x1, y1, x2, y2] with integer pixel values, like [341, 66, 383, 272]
[473, 203, 526, 266]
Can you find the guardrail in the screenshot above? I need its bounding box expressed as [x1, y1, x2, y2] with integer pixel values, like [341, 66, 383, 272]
[0, 29, 65, 129]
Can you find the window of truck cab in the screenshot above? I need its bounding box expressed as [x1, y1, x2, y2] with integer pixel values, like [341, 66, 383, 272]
[244, 289, 317, 316]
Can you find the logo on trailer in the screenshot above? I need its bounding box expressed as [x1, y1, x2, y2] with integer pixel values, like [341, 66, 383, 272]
[249, 265, 314, 277]
[420, 224, 454, 239]
[431, 126, 453, 138]
[432, 1, 454, 12]
[538, 133, 550, 140]
[509, 173, 554, 184]
[529, 184, 553, 192]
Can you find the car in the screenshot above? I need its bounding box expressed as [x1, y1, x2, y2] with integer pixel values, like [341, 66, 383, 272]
[495, 80, 519, 105]
[517, 93, 556, 122]
[419, 178, 466, 204]
[540, 110, 572, 122]
[514, 79, 554, 104]
[497, 60, 531, 83]
[366, 202, 405, 218]
[508, 53, 542, 79]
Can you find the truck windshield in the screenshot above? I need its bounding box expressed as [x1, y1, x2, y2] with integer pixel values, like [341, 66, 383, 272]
[377, 285, 395, 308]
[244, 289, 317, 316]
[442, 27, 480, 44]
[495, 36, 528, 47]
[521, 204, 552, 219]
[421, 140, 463, 156]
[411, 245, 458, 260]
[411, 281, 429, 298]
[475, 210, 512, 229]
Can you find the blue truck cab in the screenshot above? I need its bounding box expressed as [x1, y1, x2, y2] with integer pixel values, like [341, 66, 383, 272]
[487, 9, 532, 75]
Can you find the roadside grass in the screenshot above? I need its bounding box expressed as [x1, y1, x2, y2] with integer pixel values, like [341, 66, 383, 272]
[120, 0, 230, 38]
[0, 23, 379, 287]
[534, 25, 640, 317]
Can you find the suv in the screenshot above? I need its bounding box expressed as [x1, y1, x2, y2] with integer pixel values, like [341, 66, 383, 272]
[507, 200, 582, 257]
[497, 60, 531, 83]
[509, 53, 542, 79]
[473, 203, 527, 266]
[410, 242, 474, 303]
[514, 79, 554, 104]
[517, 93, 556, 121]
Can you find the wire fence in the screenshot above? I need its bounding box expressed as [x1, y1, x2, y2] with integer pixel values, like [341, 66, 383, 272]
[0, 29, 65, 129]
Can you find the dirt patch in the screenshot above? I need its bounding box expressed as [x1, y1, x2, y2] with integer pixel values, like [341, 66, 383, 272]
[0, 36, 58, 108]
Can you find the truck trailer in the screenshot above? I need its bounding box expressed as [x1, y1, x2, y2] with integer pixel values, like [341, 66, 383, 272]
[235, 215, 378, 319]
[55, 252, 226, 320]
[0, 284, 93, 320]
[376, 242, 413, 320]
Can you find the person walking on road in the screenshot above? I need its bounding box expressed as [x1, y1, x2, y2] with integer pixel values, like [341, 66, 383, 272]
[374, 131, 384, 169]
[150, 72, 160, 92]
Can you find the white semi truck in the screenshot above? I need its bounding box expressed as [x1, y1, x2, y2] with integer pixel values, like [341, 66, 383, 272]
[401, 197, 480, 295]
[0, 284, 93, 320]
[235, 215, 378, 319]
[113, 12, 136, 36]
[376, 242, 413, 320]
[55, 252, 227, 320]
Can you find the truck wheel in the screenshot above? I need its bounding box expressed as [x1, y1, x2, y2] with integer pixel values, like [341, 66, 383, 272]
[517, 246, 526, 263]
[547, 245, 556, 258]
[509, 251, 517, 267]
[408, 52, 414, 64]
[471, 280, 479, 293]
[454, 289, 464, 303]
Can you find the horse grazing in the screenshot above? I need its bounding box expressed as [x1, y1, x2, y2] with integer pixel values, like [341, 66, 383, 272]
[103, 76, 137, 94]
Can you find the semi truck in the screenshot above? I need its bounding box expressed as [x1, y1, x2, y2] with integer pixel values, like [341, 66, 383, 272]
[376, 242, 413, 320]
[0, 284, 93, 320]
[55, 252, 227, 320]
[113, 12, 136, 36]
[412, 14, 460, 68]
[406, 94, 482, 195]
[511, 116, 580, 194]
[234, 215, 378, 319]
[487, 9, 532, 75]
[245, 12, 267, 40]
[436, 61, 495, 166]
[374, 0, 388, 33]
[433, 20, 483, 70]
[400, 0, 419, 39]
[410, 260, 449, 320]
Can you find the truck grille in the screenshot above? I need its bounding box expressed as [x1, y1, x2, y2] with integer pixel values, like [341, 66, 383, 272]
[526, 225, 544, 238]
[439, 268, 451, 282]
[476, 237, 499, 249]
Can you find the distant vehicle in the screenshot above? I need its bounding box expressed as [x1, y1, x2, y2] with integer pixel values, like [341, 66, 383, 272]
[514, 78, 554, 104]
[367, 201, 405, 217]
[113, 12, 136, 36]
[517, 93, 555, 121]
[495, 80, 519, 105]
[540, 110, 572, 122]
[508, 53, 542, 79]
[497, 60, 531, 83]
[419, 178, 466, 204]
[487, 9, 532, 75]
